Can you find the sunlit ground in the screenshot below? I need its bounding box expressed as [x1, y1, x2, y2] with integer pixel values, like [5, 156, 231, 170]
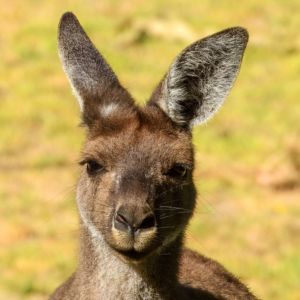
[0, 0, 299, 299]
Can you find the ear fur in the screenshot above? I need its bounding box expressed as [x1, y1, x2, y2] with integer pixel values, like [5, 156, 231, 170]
[149, 27, 249, 127]
[58, 12, 134, 127]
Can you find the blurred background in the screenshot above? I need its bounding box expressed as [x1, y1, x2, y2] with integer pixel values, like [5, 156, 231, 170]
[0, 0, 299, 299]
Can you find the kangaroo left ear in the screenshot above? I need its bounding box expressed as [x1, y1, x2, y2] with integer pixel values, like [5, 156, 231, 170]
[148, 27, 249, 127]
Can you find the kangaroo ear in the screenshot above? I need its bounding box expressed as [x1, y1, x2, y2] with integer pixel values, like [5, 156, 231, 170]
[148, 27, 248, 127]
[58, 12, 134, 127]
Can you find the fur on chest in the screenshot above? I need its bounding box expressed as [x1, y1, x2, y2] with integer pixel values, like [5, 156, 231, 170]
[81, 237, 162, 300]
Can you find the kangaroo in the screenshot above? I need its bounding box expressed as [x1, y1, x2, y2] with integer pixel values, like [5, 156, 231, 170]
[50, 12, 257, 300]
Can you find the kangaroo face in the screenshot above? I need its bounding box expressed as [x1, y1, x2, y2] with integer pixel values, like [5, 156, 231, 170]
[77, 107, 195, 259]
[58, 13, 248, 262]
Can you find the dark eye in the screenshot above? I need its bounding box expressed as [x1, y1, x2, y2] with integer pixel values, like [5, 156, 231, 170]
[85, 160, 105, 176]
[165, 164, 188, 179]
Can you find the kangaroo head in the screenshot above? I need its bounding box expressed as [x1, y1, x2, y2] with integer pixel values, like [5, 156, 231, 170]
[58, 12, 248, 262]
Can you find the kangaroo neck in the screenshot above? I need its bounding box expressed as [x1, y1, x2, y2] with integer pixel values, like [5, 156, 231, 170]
[77, 225, 183, 300]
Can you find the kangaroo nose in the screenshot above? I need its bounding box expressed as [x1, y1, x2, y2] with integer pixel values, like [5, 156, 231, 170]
[114, 207, 156, 235]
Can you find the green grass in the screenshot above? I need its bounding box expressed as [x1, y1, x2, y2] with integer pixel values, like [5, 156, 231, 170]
[1, 1, 300, 299]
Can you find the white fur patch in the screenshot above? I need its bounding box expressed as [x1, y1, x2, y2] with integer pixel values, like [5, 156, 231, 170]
[58, 50, 84, 111]
[99, 103, 120, 117]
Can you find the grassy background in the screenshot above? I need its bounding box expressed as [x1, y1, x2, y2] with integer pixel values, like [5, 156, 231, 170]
[1, 0, 300, 299]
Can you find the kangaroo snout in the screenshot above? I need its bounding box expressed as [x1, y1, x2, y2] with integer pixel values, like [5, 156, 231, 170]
[114, 206, 156, 236]
[111, 204, 158, 257]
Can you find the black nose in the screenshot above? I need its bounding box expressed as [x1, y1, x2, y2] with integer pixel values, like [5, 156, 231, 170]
[114, 207, 156, 235]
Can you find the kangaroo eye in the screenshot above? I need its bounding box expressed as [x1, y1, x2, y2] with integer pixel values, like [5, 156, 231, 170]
[84, 160, 105, 176]
[165, 164, 188, 179]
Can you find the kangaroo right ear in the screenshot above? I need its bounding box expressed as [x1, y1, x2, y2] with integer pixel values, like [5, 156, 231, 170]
[58, 12, 134, 127]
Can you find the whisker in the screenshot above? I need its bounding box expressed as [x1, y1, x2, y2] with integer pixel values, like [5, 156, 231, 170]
[157, 225, 175, 229]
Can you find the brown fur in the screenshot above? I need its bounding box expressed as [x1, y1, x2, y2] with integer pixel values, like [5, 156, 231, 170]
[50, 12, 257, 300]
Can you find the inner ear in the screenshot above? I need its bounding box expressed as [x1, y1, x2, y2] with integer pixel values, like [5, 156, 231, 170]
[148, 27, 249, 128]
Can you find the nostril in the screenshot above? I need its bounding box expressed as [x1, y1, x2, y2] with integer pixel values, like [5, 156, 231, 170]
[113, 208, 156, 234]
[138, 214, 156, 230]
[114, 210, 132, 232]
[116, 212, 129, 226]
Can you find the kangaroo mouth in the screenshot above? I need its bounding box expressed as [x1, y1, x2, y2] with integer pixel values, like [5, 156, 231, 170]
[112, 245, 157, 263]
[116, 249, 148, 260]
